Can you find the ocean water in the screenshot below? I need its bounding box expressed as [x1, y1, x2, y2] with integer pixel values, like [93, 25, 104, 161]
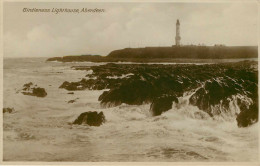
[3, 57, 259, 161]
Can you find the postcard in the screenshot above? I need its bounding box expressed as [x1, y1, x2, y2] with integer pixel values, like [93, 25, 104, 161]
[1, 0, 259, 164]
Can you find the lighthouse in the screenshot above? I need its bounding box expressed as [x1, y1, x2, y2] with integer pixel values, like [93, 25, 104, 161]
[175, 19, 181, 46]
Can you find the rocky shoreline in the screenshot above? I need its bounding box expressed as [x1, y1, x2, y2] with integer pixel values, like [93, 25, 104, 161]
[58, 60, 258, 127]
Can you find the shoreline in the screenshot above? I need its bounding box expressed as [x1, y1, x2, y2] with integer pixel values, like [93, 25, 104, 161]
[46, 57, 258, 63]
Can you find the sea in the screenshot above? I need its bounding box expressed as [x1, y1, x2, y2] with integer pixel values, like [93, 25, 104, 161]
[2, 57, 259, 161]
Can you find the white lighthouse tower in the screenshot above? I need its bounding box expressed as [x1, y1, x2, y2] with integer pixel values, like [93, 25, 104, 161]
[175, 19, 181, 46]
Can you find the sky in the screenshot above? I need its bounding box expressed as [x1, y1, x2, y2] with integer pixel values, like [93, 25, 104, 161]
[3, 2, 258, 58]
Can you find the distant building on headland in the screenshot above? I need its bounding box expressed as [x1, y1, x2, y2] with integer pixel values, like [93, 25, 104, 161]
[173, 19, 226, 47]
[175, 19, 181, 46]
[105, 19, 257, 60]
[214, 44, 226, 47]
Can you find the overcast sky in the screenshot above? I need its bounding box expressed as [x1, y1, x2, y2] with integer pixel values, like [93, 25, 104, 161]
[4, 2, 258, 58]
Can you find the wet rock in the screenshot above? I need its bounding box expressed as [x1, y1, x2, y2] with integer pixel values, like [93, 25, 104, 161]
[59, 61, 257, 127]
[189, 88, 212, 116]
[189, 78, 242, 117]
[59, 78, 121, 91]
[98, 91, 109, 101]
[94, 64, 219, 106]
[236, 102, 258, 127]
[189, 74, 258, 127]
[3, 107, 14, 113]
[59, 80, 84, 91]
[99, 79, 157, 106]
[68, 98, 79, 103]
[68, 100, 76, 103]
[150, 95, 178, 116]
[22, 82, 33, 91]
[73, 111, 105, 126]
[21, 83, 47, 97]
[32, 87, 47, 97]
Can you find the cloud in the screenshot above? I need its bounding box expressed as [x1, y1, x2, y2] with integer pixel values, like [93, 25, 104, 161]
[4, 2, 258, 58]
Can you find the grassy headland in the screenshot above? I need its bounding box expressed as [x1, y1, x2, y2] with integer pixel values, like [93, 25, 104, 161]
[46, 46, 258, 63]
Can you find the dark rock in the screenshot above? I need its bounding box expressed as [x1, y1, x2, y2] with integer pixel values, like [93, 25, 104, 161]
[93, 64, 224, 106]
[3, 107, 14, 113]
[59, 81, 83, 91]
[189, 77, 242, 117]
[59, 77, 122, 91]
[22, 82, 33, 91]
[68, 100, 76, 103]
[32, 88, 47, 97]
[189, 73, 258, 127]
[73, 111, 105, 126]
[99, 79, 157, 106]
[189, 88, 212, 116]
[68, 98, 79, 103]
[21, 83, 47, 97]
[68, 92, 74, 94]
[57, 61, 258, 127]
[236, 102, 258, 127]
[98, 91, 109, 101]
[150, 95, 178, 116]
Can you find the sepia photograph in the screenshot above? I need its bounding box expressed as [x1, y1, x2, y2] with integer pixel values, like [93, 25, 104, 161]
[1, 0, 259, 163]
